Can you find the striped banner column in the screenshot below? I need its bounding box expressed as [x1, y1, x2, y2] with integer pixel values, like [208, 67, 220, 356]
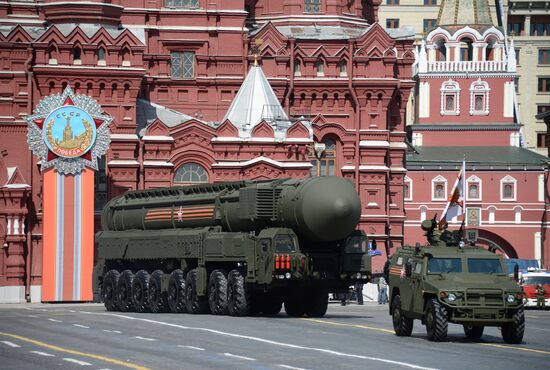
[42, 167, 94, 302]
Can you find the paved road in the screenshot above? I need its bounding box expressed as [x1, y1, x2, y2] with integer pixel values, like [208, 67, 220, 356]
[0, 302, 549, 370]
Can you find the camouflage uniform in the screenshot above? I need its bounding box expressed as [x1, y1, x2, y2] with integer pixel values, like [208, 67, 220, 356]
[536, 284, 546, 310]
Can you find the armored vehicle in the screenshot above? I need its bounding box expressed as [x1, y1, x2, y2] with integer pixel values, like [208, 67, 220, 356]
[385, 217, 524, 343]
[93, 176, 372, 317]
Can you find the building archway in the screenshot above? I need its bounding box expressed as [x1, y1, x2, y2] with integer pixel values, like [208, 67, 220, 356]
[469, 229, 518, 258]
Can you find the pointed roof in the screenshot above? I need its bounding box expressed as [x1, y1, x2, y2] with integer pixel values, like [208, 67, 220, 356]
[223, 61, 290, 136]
[437, 0, 493, 28]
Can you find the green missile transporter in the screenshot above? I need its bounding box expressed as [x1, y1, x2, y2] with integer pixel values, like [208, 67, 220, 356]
[93, 176, 372, 317]
[385, 217, 525, 343]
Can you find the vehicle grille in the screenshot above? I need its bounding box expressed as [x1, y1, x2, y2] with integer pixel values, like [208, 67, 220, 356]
[464, 289, 504, 307]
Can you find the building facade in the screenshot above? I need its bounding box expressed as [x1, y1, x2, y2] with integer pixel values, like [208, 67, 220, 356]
[405, 0, 550, 268]
[0, 0, 415, 302]
[378, 0, 550, 156]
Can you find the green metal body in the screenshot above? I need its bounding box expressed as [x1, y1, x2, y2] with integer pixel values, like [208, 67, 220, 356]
[93, 177, 371, 305]
[387, 219, 524, 327]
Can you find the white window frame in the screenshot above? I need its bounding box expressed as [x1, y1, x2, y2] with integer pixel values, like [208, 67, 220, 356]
[469, 79, 490, 115]
[440, 79, 460, 115]
[404, 176, 413, 201]
[466, 175, 482, 201]
[500, 175, 517, 201]
[431, 175, 447, 201]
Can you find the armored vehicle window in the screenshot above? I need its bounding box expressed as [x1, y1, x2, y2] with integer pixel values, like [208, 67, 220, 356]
[345, 236, 366, 253]
[414, 262, 423, 274]
[274, 235, 296, 253]
[396, 256, 404, 266]
[427, 258, 462, 273]
[468, 259, 503, 274]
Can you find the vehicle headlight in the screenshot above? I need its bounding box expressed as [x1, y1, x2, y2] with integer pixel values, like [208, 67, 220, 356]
[285, 272, 291, 279]
[448, 293, 457, 302]
[507, 294, 516, 303]
[356, 273, 362, 279]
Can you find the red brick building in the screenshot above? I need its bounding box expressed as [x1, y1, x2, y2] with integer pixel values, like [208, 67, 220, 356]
[0, 0, 414, 302]
[405, 1, 550, 268]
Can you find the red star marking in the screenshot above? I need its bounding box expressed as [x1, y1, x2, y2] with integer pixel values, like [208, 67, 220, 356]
[93, 118, 104, 128]
[47, 151, 58, 161]
[400, 267, 405, 278]
[33, 118, 45, 129]
[176, 206, 184, 222]
[63, 96, 75, 106]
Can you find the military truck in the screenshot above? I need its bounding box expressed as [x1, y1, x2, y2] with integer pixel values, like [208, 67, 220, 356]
[385, 217, 524, 343]
[92, 176, 372, 317]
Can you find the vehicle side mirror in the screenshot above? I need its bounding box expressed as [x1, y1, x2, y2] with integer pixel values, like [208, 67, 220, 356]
[513, 263, 519, 282]
[405, 262, 412, 278]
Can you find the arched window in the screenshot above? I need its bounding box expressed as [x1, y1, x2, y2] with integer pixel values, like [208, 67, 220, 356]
[420, 206, 427, 221]
[294, 60, 301, 76]
[500, 175, 517, 201]
[173, 163, 209, 184]
[121, 47, 131, 66]
[440, 79, 460, 115]
[97, 47, 106, 65]
[432, 175, 447, 201]
[459, 37, 473, 61]
[488, 206, 496, 224]
[73, 46, 82, 64]
[469, 79, 490, 115]
[338, 61, 347, 77]
[315, 60, 324, 76]
[467, 175, 482, 201]
[48, 44, 58, 65]
[514, 206, 522, 224]
[309, 138, 336, 177]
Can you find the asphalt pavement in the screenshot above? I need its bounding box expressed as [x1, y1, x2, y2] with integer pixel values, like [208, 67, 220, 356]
[0, 301, 549, 370]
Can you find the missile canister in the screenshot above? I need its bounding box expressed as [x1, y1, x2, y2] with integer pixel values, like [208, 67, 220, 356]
[101, 176, 361, 243]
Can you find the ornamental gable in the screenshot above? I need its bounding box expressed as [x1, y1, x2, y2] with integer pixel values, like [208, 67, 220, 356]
[6, 26, 33, 43]
[286, 121, 311, 139]
[251, 121, 275, 138]
[216, 120, 239, 137]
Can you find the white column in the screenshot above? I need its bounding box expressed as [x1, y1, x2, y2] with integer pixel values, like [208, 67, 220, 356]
[7, 216, 12, 235]
[535, 231, 542, 263]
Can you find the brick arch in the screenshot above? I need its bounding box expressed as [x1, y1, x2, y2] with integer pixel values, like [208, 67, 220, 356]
[473, 229, 518, 258]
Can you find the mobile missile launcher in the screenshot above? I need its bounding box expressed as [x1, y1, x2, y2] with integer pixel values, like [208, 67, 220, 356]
[92, 176, 372, 317]
[385, 217, 524, 343]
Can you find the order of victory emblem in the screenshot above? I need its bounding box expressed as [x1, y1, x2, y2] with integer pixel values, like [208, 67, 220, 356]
[26, 87, 111, 174]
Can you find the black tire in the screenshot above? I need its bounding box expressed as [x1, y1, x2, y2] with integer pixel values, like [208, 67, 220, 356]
[101, 270, 120, 311]
[261, 298, 283, 316]
[425, 298, 448, 342]
[149, 270, 168, 313]
[227, 269, 250, 316]
[117, 270, 134, 312]
[305, 291, 328, 318]
[167, 269, 187, 313]
[185, 269, 209, 314]
[392, 294, 414, 336]
[132, 270, 151, 313]
[502, 308, 525, 344]
[463, 324, 484, 339]
[208, 269, 228, 315]
[284, 296, 306, 317]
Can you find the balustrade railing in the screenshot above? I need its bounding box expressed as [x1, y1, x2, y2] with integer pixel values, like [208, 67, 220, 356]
[427, 60, 508, 72]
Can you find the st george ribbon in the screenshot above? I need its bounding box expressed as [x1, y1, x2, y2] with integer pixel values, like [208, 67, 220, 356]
[26, 87, 111, 302]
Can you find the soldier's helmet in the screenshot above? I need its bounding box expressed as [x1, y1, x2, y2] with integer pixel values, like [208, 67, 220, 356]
[421, 219, 435, 231]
